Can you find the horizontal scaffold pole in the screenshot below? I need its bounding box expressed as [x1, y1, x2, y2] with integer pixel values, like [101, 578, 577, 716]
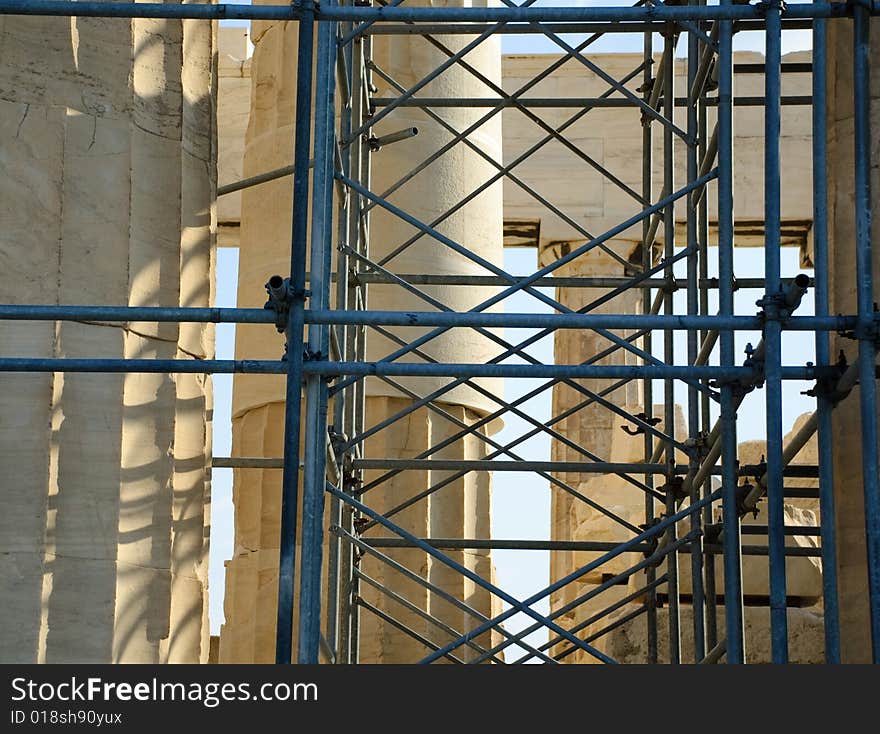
[2, 305, 863, 331]
[0, 1, 865, 21]
[0, 358, 835, 381]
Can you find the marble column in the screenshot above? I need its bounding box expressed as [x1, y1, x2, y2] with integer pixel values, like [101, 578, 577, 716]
[0, 10, 216, 663]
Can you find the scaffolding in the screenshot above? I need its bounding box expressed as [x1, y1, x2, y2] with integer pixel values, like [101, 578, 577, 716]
[1, 0, 879, 665]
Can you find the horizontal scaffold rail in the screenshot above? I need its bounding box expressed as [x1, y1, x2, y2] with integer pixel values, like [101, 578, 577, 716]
[0, 0, 872, 21]
[0, 304, 865, 332]
[0, 359, 834, 380]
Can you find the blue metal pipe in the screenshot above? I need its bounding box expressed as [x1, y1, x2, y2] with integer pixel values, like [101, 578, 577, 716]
[296, 9, 337, 665]
[0, 304, 858, 331]
[276, 7, 316, 665]
[763, 0, 789, 664]
[812, 0, 841, 663]
[662, 23, 681, 665]
[0, 358, 831, 381]
[853, 2, 880, 662]
[0, 1, 856, 21]
[303, 310, 850, 331]
[686, 1, 706, 662]
[717, 0, 745, 664]
[642, 23, 659, 665]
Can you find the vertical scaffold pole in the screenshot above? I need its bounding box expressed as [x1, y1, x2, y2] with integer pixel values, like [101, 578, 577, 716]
[717, 0, 745, 664]
[642, 20, 659, 665]
[853, 0, 880, 663]
[337, 1, 360, 666]
[811, 0, 841, 664]
[298, 7, 338, 664]
[663, 21, 681, 665]
[698, 8, 717, 650]
[763, 0, 789, 664]
[687, 0, 707, 663]
[276, 4, 316, 665]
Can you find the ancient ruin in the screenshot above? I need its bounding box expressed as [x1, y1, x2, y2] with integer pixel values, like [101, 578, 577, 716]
[2, 1, 880, 664]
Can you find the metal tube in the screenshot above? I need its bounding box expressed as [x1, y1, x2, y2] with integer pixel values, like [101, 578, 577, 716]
[688, 21, 720, 106]
[698, 54, 718, 649]
[763, 0, 789, 664]
[213, 457, 824, 478]
[642, 20, 658, 665]
[812, 0, 841, 663]
[368, 126, 418, 150]
[328, 11, 356, 662]
[704, 544, 822, 558]
[367, 95, 812, 108]
[686, 2, 706, 662]
[218, 163, 295, 196]
[662, 23, 681, 665]
[717, 0, 745, 663]
[364, 538, 659, 552]
[853, 0, 880, 661]
[344, 274, 787, 289]
[0, 358, 829, 381]
[275, 6, 316, 665]
[0, 1, 859, 21]
[297, 10, 337, 664]
[353, 459, 670, 474]
[0, 274, 803, 294]
[699, 639, 728, 664]
[0, 305, 853, 331]
[307, 309, 758, 330]
[362, 20, 821, 35]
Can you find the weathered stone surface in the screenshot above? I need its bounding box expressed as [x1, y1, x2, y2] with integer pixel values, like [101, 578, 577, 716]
[0, 15, 216, 663]
[503, 51, 813, 260]
[576, 604, 826, 664]
[826, 18, 880, 662]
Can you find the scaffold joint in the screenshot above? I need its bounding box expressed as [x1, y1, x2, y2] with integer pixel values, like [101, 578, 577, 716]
[264, 275, 292, 333]
[662, 475, 688, 503]
[736, 480, 761, 519]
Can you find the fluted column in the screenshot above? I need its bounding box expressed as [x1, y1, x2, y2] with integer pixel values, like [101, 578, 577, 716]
[0, 9, 216, 663]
